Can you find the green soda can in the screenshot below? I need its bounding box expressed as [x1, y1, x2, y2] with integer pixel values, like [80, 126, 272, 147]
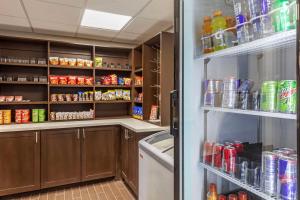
[277, 80, 297, 113]
[260, 81, 278, 112]
[32, 109, 39, 123]
[38, 109, 46, 122]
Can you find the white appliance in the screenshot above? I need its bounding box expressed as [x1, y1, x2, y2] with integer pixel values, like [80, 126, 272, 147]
[138, 130, 174, 200]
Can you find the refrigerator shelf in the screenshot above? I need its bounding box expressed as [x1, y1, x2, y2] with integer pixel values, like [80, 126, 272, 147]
[199, 162, 276, 200]
[202, 106, 296, 120]
[198, 30, 296, 60]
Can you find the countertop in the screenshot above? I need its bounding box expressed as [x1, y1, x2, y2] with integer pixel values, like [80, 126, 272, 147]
[0, 118, 169, 133]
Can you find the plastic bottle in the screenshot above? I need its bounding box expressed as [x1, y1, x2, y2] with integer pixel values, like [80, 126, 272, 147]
[248, 0, 263, 40]
[201, 16, 213, 54]
[211, 10, 227, 51]
[261, 0, 275, 36]
[289, 0, 297, 29]
[273, 0, 290, 32]
[207, 183, 218, 200]
[232, 0, 252, 44]
[224, 16, 237, 47]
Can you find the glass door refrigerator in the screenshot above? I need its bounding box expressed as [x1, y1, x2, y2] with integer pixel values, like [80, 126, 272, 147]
[174, 0, 299, 199]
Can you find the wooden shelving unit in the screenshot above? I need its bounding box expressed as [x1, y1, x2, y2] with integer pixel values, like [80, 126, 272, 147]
[0, 36, 134, 123]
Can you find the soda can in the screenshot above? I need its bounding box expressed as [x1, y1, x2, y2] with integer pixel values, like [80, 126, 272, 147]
[212, 143, 224, 169]
[252, 91, 260, 110]
[32, 109, 39, 123]
[203, 141, 214, 165]
[204, 92, 222, 107]
[218, 195, 227, 200]
[278, 148, 297, 156]
[233, 141, 244, 154]
[261, 0, 274, 35]
[228, 194, 238, 200]
[278, 156, 297, 200]
[225, 141, 234, 147]
[274, 149, 291, 157]
[238, 191, 248, 200]
[223, 77, 240, 91]
[277, 80, 297, 114]
[15, 109, 22, 124]
[222, 91, 238, 108]
[262, 151, 278, 195]
[223, 146, 237, 175]
[239, 91, 251, 110]
[260, 81, 278, 112]
[21, 109, 30, 123]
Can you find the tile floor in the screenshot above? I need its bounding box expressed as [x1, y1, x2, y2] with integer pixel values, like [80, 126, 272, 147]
[3, 180, 135, 200]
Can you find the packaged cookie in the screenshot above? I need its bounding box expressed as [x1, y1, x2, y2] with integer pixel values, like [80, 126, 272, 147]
[51, 94, 57, 102]
[65, 94, 72, 102]
[49, 57, 59, 65]
[68, 58, 76, 66]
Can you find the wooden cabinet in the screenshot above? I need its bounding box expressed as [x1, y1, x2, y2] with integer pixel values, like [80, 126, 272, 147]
[121, 128, 153, 195]
[82, 126, 118, 181]
[0, 131, 40, 196]
[41, 128, 81, 188]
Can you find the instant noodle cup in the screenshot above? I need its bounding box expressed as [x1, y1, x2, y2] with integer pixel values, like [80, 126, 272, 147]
[68, 58, 76, 66]
[59, 58, 68, 66]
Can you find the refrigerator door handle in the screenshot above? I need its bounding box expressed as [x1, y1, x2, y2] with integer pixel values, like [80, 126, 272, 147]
[170, 90, 179, 136]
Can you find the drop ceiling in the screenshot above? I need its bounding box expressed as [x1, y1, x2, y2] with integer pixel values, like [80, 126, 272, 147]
[0, 0, 174, 44]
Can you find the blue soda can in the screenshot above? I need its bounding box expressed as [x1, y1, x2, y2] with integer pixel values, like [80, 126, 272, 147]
[278, 156, 297, 200]
[261, 0, 274, 35]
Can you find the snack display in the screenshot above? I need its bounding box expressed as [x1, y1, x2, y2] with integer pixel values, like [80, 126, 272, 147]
[48, 57, 93, 68]
[95, 90, 131, 101]
[49, 75, 94, 86]
[96, 74, 131, 86]
[50, 109, 94, 121]
[51, 92, 94, 102]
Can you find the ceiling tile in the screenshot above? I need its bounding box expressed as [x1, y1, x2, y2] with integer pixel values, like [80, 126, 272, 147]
[31, 19, 77, 34]
[86, 0, 150, 16]
[0, 15, 30, 27]
[35, 0, 86, 8]
[23, 0, 82, 25]
[0, 0, 27, 18]
[115, 32, 140, 40]
[138, 0, 173, 21]
[77, 27, 118, 41]
[122, 17, 157, 34]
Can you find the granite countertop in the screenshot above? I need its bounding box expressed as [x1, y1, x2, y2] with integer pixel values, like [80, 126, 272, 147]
[0, 118, 169, 133]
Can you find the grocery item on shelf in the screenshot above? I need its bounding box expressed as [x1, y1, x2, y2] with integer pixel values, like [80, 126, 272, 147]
[85, 60, 93, 67]
[133, 106, 143, 120]
[135, 76, 143, 86]
[273, 0, 291, 32]
[76, 58, 84, 67]
[49, 57, 93, 67]
[135, 93, 143, 102]
[49, 57, 59, 65]
[51, 91, 94, 102]
[96, 75, 132, 86]
[0, 57, 46, 65]
[222, 77, 241, 109]
[95, 57, 103, 67]
[260, 81, 278, 112]
[261, 0, 274, 35]
[149, 105, 159, 120]
[224, 16, 237, 48]
[248, 0, 263, 40]
[68, 58, 76, 66]
[232, 0, 252, 44]
[207, 183, 218, 200]
[59, 58, 68, 66]
[211, 10, 227, 51]
[95, 89, 131, 101]
[2, 110, 11, 124]
[204, 80, 223, 107]
[277, 80, 296, 113]
[50, 110, 94, 121]
[201, 16, 213, 54]
[49, 75, 94, 86]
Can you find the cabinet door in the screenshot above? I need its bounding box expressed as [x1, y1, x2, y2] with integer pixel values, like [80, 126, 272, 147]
[0, 131, 40, 196]
[41, 128, 81, 188]
[82, 126, 117, 181]
[121, 128, 129, 180]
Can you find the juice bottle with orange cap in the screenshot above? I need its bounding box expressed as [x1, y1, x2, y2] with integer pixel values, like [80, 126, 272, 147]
[207, 183, 218, 200]
[201, 16, 213, 54]
[211, 10, 227, 51]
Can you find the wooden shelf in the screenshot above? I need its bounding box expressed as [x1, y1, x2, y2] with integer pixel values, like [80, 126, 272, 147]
[95, 85, 131, 88]
[135, 68, 143, 73]
[49, 65, 94, 70]
[50, 101, 94, 104]
[134, 85, 143, 88]
[0, 101, 48, 105]
[49, 84, 94, 88]
[134, 101, 143, 104]
[95, 100, 132, 104]
[0, 81, 48, 85]
[0, 62, 48, 68]
[95, 67, 131, 72]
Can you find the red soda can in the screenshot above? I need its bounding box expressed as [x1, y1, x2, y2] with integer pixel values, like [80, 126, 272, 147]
[212, 143, 224, 169]
[203, 141, 214, 164]
[223, 146, 237, 174]
[218, 195, 227, 200]
[15, 109, 22, 124]
[233, 141, 244, 154]
[228, 194, 238, 200]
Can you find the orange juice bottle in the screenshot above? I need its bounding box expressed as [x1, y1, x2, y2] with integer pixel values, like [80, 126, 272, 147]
[201, 16, 213, 54]
[207, 183, 218, 200]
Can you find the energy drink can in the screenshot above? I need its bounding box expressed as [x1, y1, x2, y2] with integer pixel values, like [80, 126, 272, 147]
[260, 81, 278, 112]
[32, 109, 39, 123]
[262, 151, 278, 195]
[203, 141, 214, 164]
[278, 156, 297, 200]
[38, 109, 46, 122]
[277, 80, 297, 114]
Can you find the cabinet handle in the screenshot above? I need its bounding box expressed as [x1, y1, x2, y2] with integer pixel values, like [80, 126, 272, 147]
[35, 131, 38, 144]
[83, 128, 86, 139]
[77, 129, 80, 140]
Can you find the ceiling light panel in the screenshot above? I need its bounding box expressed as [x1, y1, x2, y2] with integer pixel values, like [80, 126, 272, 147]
[81, 9, 132, 31]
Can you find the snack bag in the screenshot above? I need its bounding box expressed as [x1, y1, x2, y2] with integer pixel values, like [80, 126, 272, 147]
[59, 76, 68, 85]
[85, 77, 94, 85]
[49, 57, 59, 65]
[110, 74, 118, 85]
[68, 76, 77, 85]
[95, 57, 103, 67]
[115, 89, 123, 100]
[85, 60, 93, 67]
[49, 76, 59, 85]
[77, 76, 85, 85]
[123, 90, 131, 101]
[118, 77, 125, 85]
[108, 90, 116, 100]
[77, 58, 84, 67]
[124, 78, 132, 86]
[68, 58, 76, 66]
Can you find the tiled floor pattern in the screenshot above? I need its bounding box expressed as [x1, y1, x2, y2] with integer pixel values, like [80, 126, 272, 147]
[4, 180, 135, 200]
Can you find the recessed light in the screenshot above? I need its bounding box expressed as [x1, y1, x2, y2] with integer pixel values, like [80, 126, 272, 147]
[81, 9, 132, 31]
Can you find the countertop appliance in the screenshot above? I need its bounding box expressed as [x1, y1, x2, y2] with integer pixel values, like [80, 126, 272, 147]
[138, 130, 174, 200]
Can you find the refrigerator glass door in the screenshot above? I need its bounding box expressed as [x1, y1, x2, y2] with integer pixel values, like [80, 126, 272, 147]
[181, 0, 299, 199]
